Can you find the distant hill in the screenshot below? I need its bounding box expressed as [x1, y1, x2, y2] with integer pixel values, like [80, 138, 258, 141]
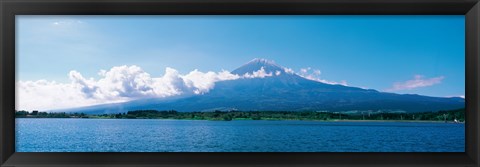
[54, 58, 465, 114]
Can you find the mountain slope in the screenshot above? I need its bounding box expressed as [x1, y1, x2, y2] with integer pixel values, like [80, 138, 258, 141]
[55, 58, 464, 114]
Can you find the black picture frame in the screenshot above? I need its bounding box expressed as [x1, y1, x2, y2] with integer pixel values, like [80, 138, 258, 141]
[1, 0, 479, 166]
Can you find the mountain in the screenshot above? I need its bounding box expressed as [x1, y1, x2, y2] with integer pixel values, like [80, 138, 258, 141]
[55, 58, 465, 114]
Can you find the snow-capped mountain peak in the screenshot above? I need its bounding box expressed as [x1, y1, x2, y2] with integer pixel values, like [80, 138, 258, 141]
[232, 58, 287, 76]
[249, 58, 277, 65]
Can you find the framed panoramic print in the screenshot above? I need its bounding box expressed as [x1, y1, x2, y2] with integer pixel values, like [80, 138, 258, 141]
[1, 0, 479, 167]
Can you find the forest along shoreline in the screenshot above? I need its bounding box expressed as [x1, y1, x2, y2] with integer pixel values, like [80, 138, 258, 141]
[15, 108, 465, 123]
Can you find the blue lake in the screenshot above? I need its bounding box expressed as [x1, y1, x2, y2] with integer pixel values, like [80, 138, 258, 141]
[15, 118, 464, 152]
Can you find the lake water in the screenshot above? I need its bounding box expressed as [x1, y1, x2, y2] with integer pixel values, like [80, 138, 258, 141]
[15, 118, 465, 152]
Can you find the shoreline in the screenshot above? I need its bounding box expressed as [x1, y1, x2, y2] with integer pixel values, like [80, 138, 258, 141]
[326, 119, 463, 123]
[15, 117, 464, 123]
[16, 108, 465, 123]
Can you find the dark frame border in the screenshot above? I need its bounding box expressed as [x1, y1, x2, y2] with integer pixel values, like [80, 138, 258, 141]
[1, 0, 479, 167]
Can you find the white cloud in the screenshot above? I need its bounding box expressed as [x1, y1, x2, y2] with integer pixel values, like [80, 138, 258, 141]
[387, 75, 445, 91]
[69, 70, 102, 98]
[296, 67, 348, 86]
[182, 69, 240, 94]
[93, 65, 161, 99]
[16, 80, 102, 112]
[445, 95, 465, 99]
[243, 67, 273, 78]
[98, 69, 107, 77]
[51, 20, 84, 26]
[283, 67, 294, 74]
[315, 79, 348, 86]
[300, 67, 311, 73]
[16, 65, 246, 111]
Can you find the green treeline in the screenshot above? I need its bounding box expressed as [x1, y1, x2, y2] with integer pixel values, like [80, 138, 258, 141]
[15, 110, 87, 118]
[15, 108, 465, 122]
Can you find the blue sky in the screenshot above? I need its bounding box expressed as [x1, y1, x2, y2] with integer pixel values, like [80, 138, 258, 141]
[16, 15, 465, 110]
